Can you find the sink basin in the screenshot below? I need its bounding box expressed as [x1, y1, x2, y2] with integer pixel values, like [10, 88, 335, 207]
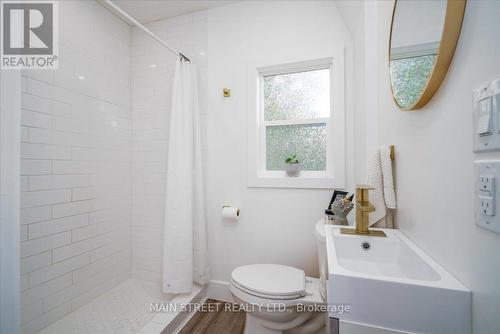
[326, 225, 471, 334]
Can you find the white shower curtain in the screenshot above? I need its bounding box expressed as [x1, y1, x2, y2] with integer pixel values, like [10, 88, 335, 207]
[162, 59, 209, 294]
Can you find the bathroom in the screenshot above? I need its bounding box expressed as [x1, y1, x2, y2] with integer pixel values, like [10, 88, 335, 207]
[0, 0, 499, 333]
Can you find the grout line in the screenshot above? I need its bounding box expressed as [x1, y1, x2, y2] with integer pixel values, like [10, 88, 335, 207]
[22, 76, 131, 110]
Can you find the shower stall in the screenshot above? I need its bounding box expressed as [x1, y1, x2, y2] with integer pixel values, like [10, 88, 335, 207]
[1, 1, 209, 333]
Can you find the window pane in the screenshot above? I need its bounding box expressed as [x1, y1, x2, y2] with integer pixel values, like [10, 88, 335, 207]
[266, 123, 326, 171]
[390, 54, 436, 109]
[263, 69, 330, 121]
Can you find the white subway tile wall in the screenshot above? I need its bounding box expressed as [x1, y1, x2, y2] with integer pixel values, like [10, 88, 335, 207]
[19, 3, 208, 333]
[19, 2, 132, 333]
[130, 12, 208, 283]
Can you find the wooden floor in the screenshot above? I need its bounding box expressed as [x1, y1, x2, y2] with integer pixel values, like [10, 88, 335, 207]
[178, 299, 246, 334]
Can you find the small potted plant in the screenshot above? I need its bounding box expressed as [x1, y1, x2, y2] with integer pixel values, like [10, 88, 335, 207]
[285, 154, 301, 177]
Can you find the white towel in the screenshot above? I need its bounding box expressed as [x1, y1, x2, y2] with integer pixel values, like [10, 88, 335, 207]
[368, 146, 397, 227]
[380, 146, 397, 209]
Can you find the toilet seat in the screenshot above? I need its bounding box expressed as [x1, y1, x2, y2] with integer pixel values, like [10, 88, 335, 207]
[231, 264, 306, 300]
[231, 279, 303, 300]
[231, 275, 324, 307]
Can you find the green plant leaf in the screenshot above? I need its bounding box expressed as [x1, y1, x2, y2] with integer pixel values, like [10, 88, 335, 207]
[285, 153, 299, 164]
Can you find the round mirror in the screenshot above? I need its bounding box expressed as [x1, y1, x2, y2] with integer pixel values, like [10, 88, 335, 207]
[389, 0, 466, 111]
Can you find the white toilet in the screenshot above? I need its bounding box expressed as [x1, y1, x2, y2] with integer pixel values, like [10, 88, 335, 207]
[230, 220, 327, 334]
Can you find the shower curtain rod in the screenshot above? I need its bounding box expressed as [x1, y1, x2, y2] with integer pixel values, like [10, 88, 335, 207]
[102, 0, 191, 62]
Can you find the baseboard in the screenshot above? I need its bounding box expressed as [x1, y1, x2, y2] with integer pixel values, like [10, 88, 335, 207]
[207, 280, 234, 303]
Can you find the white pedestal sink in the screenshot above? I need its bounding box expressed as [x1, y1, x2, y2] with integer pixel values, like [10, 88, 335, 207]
[325, 225, 471, 334]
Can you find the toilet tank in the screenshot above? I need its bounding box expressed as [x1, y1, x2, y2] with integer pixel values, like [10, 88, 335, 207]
[314, 219, 327, 301]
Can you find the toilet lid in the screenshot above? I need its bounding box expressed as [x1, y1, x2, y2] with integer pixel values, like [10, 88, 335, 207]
[231, 264, 306, 299]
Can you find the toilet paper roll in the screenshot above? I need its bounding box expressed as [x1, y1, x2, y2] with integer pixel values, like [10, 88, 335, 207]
[222, 206, 240, 220]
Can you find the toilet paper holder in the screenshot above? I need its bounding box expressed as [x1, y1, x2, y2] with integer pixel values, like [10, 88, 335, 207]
[222, 205, 240, 216]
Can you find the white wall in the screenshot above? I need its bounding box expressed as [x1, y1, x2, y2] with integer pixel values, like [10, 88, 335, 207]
[373, 1, 500, 333]
[206, 1, 355, 282]
[130, 12, 208, 284]
[335, 0, 378, 183]
[19, 2, 131, 333]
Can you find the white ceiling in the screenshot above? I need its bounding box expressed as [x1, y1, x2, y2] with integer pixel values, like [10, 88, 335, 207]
[110, 0, 235, 24]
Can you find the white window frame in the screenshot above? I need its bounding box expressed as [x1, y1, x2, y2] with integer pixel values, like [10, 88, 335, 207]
[247, 50, 346, 189]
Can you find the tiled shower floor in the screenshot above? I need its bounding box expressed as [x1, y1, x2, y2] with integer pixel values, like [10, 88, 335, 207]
[38, 279, 174, 334]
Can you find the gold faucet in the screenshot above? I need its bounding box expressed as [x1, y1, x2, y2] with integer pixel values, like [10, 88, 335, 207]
[340, 185, 387, 237]
[354, 185, 375, 234]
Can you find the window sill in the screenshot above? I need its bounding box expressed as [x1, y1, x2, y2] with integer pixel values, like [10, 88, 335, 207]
[248, 171, 339, 189]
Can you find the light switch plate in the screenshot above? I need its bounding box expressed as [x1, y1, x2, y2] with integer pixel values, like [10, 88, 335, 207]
[473, 78, 500, 152]
[475, 161, 500, 234]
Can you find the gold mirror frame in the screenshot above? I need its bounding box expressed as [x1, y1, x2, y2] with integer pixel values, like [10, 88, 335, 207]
[389, 0, 466, 111]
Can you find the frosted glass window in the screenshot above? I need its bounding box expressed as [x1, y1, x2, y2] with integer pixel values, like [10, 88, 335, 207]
[261, 67, 331, 172]
[266, 123, 327, 171]
[263, 69, 330, 121]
